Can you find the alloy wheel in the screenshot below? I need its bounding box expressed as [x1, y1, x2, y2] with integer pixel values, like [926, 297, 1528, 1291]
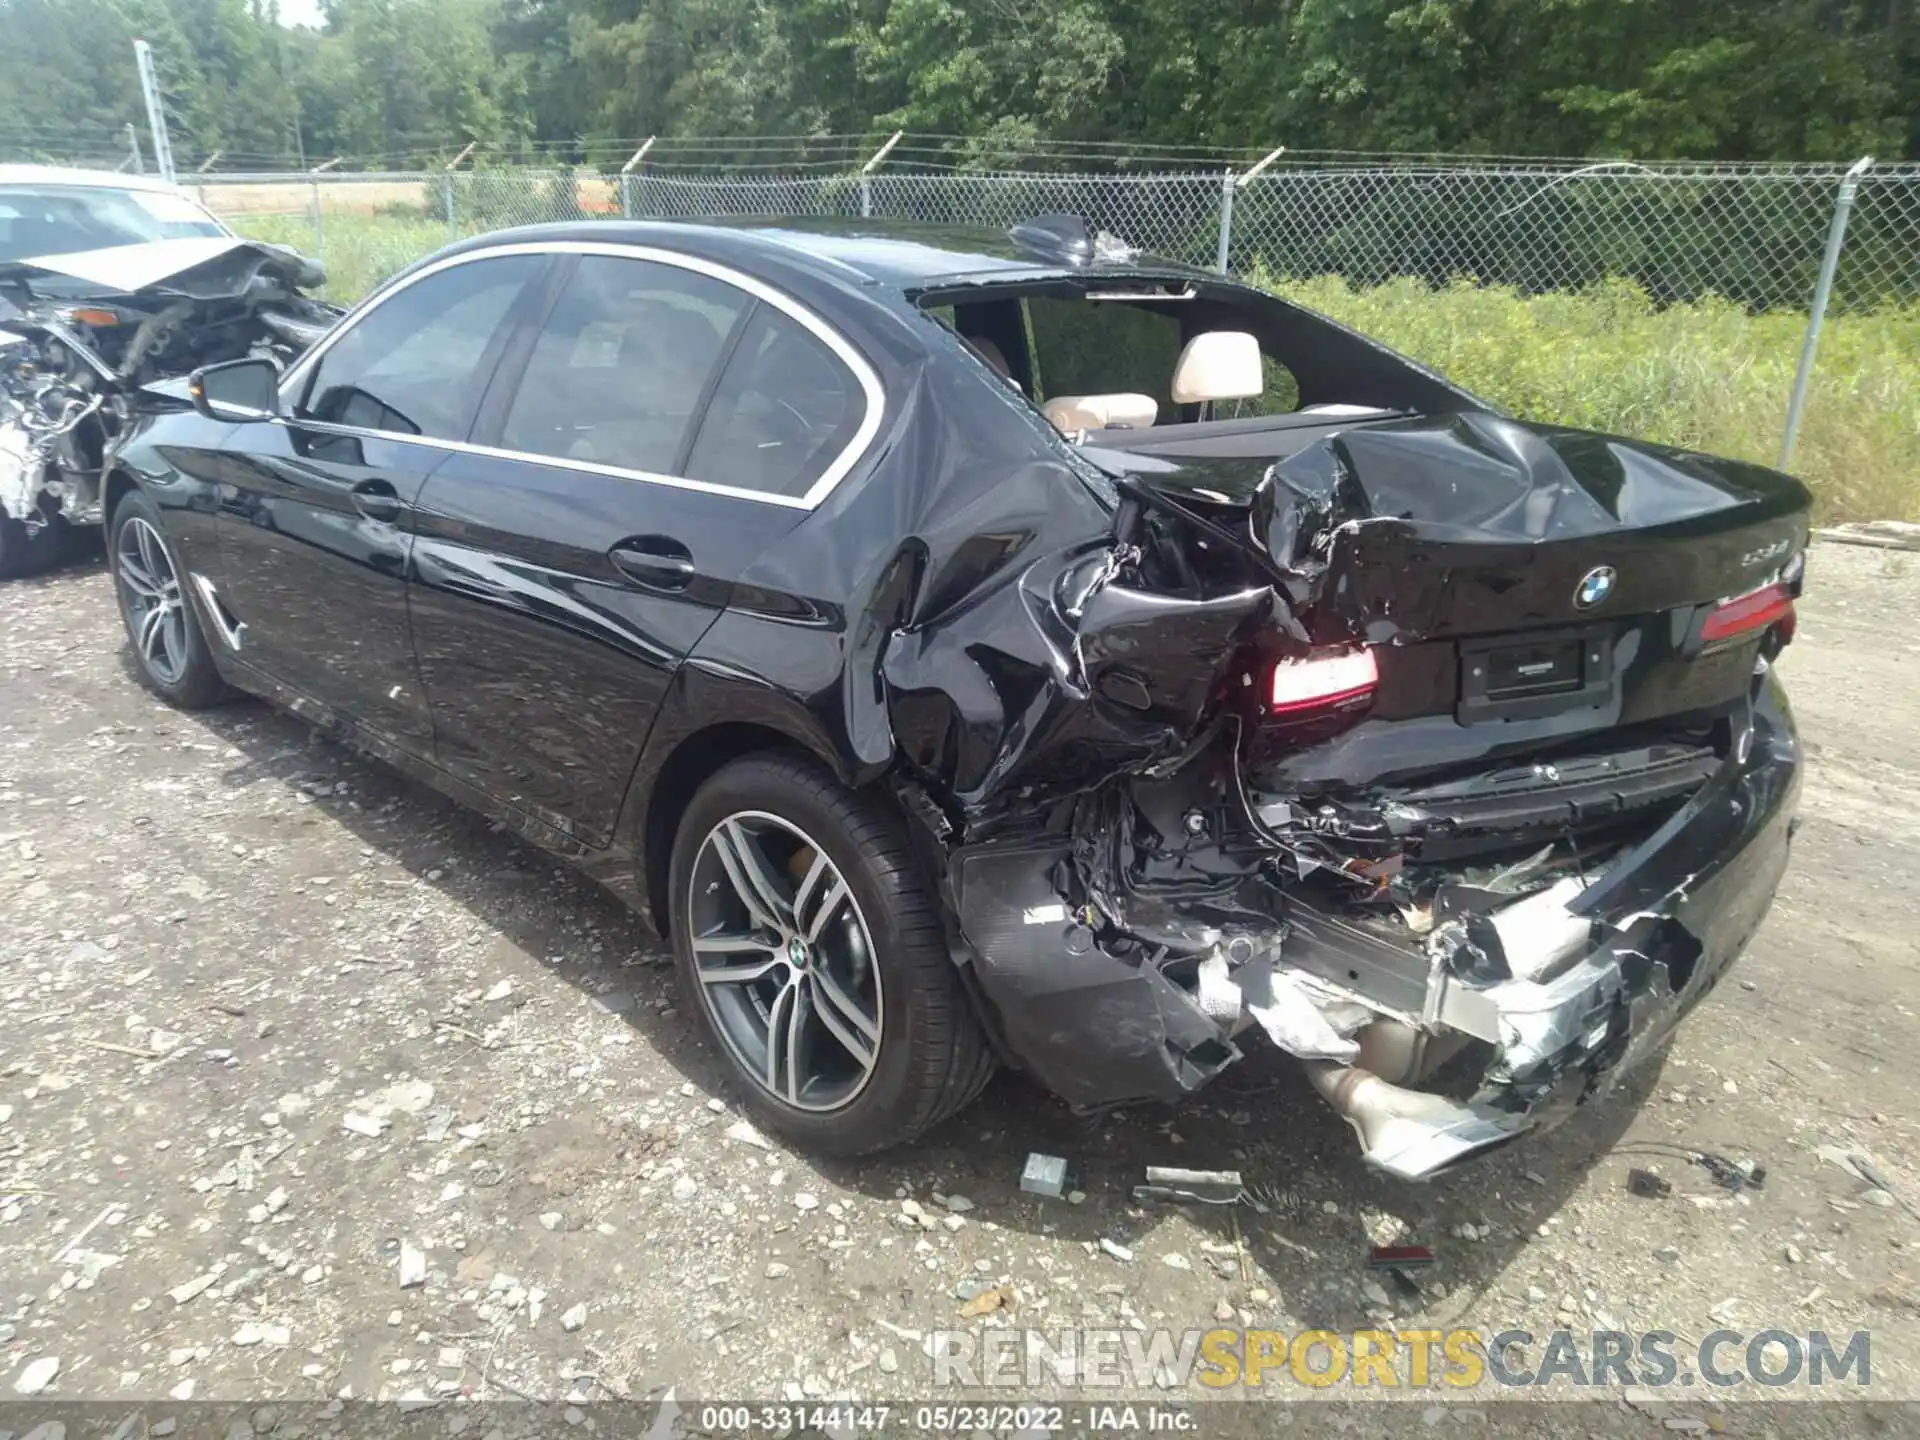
[686, 811, 884, 1112]
[116, 516, 189, 686]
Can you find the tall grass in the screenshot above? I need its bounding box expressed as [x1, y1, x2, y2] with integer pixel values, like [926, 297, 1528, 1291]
[1262, 274, 1920, 524]
[241, 210, 454, 306]
[236, 212, 1918, 523]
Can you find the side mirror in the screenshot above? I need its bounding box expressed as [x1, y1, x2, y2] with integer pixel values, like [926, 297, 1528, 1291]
[190, 357, 282, 423]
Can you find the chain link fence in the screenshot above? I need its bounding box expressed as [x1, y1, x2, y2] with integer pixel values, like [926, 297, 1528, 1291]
[184, 155, 1920, 314]
[161, 153, 1919, 499]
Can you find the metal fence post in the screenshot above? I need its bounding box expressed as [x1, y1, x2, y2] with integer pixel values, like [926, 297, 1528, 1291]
[309, 156, 340, 262]
[1215, 172, 1235, 273]
[1779, 156, 1874, 471]
[861, 132, 904, 219]
[1766, 158, 1873, 474]
[620, 137, 655, 219]
[1223, 146, 1286, 277]
[443, 142, 476, 240]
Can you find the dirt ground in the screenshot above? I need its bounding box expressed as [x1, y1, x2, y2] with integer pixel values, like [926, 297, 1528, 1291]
[1, 539, 1917, 1430]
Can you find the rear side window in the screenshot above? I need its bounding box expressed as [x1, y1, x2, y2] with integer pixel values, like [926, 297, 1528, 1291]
[499, 255, 749, 474]
[683, 307, 865, 499]
[301, 255, 539, 440]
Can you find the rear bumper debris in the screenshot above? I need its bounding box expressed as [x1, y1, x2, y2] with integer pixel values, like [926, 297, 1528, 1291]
[948, 675, 1800, 1180]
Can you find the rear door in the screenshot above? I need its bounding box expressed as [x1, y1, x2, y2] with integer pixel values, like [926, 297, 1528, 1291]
[207, 252, 545, 749]
[407, 248, 872, 846]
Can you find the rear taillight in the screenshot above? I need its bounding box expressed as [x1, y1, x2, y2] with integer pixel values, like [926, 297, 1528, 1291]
[1270, 648, 1378, 714]
[1701, 582, 1796, 647]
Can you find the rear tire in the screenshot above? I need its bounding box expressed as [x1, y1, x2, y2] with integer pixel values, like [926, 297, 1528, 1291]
[108, 489, 233, 709]
[669, 752, 995, 1155]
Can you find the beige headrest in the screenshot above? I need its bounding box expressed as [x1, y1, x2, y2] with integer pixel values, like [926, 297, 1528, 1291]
[1170, 330, 1263, 405]
[1041, 393, 1159, 433]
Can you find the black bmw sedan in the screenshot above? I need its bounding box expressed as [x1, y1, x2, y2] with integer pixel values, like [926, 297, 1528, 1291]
[103, 216, 1807, 1178]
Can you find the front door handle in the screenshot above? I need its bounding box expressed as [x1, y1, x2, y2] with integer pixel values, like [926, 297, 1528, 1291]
[351, 479, 405, 524]
[609, 535, 695, 591]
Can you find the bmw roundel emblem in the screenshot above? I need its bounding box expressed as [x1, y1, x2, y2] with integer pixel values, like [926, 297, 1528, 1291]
[1575, 566, 1617, 609]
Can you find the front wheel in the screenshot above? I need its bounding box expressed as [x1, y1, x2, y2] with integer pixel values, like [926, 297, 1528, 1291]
[108, 490, 233, 709]
[668, 753, 995, 1155]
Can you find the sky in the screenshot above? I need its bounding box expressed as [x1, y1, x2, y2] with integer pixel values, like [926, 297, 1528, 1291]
[276, 0, 327, 30]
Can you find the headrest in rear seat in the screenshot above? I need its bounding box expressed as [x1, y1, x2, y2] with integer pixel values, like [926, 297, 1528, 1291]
[1170, 331, 1263, 404]
[1041, 393, 1158, 433]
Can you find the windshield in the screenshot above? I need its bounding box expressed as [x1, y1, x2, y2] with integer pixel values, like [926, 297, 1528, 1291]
[0, 184, 227, 262]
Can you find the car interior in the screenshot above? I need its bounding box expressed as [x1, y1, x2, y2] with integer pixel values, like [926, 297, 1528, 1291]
[926, 283, 1410, 463]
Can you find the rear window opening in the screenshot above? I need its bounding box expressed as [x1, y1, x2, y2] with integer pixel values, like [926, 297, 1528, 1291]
[914, 277, 1439, 459]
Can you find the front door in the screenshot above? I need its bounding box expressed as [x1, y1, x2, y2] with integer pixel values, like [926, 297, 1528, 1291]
[205, 253, 546, 749]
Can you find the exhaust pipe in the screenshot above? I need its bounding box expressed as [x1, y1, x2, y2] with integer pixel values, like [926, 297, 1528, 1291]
[1304, 1060, 1531, 1182]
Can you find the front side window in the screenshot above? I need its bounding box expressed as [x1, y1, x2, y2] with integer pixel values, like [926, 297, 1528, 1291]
[300, 254, 541, 441]
[499, 256, 750, 474]
[683, 307, 865, 498]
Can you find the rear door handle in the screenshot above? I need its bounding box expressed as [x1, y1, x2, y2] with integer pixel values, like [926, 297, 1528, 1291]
[351, 479, 405, 524]
[609, 535, 696, 591]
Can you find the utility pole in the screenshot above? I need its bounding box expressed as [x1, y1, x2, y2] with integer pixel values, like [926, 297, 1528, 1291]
[133, 39, 176, 184]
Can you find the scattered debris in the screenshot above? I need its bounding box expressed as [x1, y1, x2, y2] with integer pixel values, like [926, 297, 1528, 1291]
[1813, 519, 1920, 552]
[1019, 1153, 1072, 1200]
[723, 1120, 772, 1150]
[1368, 1243, 1435, 1298]
[398, 1241, 427, 1288]
[1134, 1166, 1244, 1205]
[1098, 1238, 1135, 1263]
[168, 1267, 224, 1306]
[12, 1356, 59, 1395]
[341, 1113, 389, 1139]
[959, 1284, 1013, 1318]
[1849, 1152, 1920, 1223]
[1628, 1168, 1673, 1199]
[561, 1303, 587, 1332]
[363, 1078, 436, 1118]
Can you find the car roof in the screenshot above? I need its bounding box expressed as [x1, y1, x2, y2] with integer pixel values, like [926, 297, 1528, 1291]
[0, 164, 201, 196]
[437, 216, 1212, 294]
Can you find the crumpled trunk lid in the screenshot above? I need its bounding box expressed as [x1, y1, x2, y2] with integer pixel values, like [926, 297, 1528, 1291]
[1247, 411, 1811, 646]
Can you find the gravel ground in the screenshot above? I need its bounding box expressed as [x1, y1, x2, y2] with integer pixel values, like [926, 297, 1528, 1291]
[1, 538, 1917, 1428]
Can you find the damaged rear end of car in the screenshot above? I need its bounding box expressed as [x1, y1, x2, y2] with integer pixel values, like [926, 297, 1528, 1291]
[880, 336, 1806, 1179]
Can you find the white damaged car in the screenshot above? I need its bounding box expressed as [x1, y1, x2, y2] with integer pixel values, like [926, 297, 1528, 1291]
[0, 164, 336, 577]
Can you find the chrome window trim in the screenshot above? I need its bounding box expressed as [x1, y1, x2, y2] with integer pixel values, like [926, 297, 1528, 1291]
[277, 239, 887, 511]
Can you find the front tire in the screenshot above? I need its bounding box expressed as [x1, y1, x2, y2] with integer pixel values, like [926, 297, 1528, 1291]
[669, 753, 995, 1155]
[108, 490, 233, 709]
